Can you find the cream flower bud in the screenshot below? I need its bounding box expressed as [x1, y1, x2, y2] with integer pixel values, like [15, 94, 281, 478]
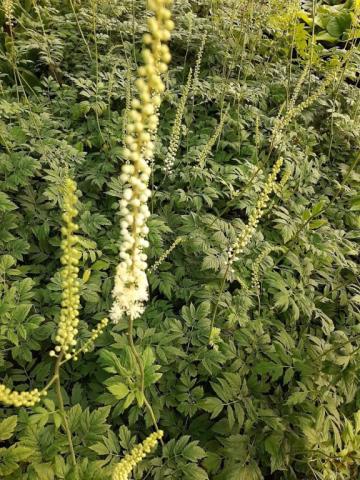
[54, 178, 81, 355]
[123, 189, 132, 201]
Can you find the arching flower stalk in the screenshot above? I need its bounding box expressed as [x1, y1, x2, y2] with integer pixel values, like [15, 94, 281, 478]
[110, 0, 174, 324]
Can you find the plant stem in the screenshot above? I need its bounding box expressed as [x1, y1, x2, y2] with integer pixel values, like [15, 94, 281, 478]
[208, 261, 230, 342]
[127, 318, 162, 437]
[128, 318, 145, 393]
[54, 355, 77, 471]
[41, 374, 58, 393]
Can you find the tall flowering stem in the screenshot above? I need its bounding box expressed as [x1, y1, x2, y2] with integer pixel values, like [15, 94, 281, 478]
[110, 0, 174, 323]
[192, 32, 207, 96]
[110, 0, 174, 433]
[208, 157, 284, 343]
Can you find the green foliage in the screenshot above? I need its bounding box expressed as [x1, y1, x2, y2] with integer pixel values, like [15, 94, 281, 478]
[0, 0, 359, 479]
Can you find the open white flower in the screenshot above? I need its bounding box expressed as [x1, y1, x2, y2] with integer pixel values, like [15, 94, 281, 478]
[111, 0, 174, 323]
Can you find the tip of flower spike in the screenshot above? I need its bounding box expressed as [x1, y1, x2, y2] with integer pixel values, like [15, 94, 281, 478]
[65, 177, 77, 191]
[111, 429, 164, 480]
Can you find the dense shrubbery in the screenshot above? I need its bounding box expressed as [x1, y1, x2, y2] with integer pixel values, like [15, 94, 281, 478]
[0, 0, 360, 479]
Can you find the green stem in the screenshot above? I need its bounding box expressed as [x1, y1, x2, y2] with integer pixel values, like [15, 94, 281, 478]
[128, 318, 145, 394]
[68, 0, 93, 61]
[208, 261, 230, 343]
[127, 318, 162, 437]
[41, 374, 58, 394]
[54, 355, 77, 471]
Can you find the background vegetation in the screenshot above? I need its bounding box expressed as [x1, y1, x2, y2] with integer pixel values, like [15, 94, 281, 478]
[0, 0, 359, 479]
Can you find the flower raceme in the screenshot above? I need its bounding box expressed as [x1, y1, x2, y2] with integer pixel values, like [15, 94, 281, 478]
[229, 157, 284, 264]
[72, 318, 109, 361]
[3, 0, 14, 23]
[0, 385, 45, 408]
[192, 32, 207, 96]
[50, 179, 108, 361]
[251, 244, 284, 290]
[148, 236, 183, 273]
[110, 0, 174, 323]
[165, 69, 193, 173]
[271, 66, 338, 150]
[0, 178, 108, 408]
[112, 430, 164, 480]
[198, 113, 226, 168]
[50, 178, 81, 359]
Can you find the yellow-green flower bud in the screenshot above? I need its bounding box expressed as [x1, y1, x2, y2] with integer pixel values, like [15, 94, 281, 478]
[54, 178, 81, 355]
[112, 430, 164, 480]
[0, 384, 44, 407]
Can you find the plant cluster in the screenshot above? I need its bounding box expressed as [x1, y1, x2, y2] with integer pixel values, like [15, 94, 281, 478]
[0, 0, 359, 479]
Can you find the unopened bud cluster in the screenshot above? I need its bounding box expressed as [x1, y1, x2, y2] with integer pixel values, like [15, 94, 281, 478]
[288, 62, 310, 111]
[148, 236, 183, 273]
[229, 157, 284, 264]
[73, 318, 109, 361]
[198, 114, 226, 168]
[3, 0, 14, 23]
[164, 69, 192, 173]
[50, 178, 81, 358]
[0, 385, 45, 407]
[111, 0, 174, 323]
[112, 430, 164, 480]
[251, 244, 283, 290]
[255, 115, 260, 150]
[123, 68, 133, 138]
[274, 161, 291, 195]
[192, 32, 207, 95]
[272, 68, 337, 149]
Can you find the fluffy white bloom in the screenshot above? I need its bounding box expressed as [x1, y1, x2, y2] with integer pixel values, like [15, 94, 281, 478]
[111, 264, 149, 322]
[111, 1, 174, 323]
